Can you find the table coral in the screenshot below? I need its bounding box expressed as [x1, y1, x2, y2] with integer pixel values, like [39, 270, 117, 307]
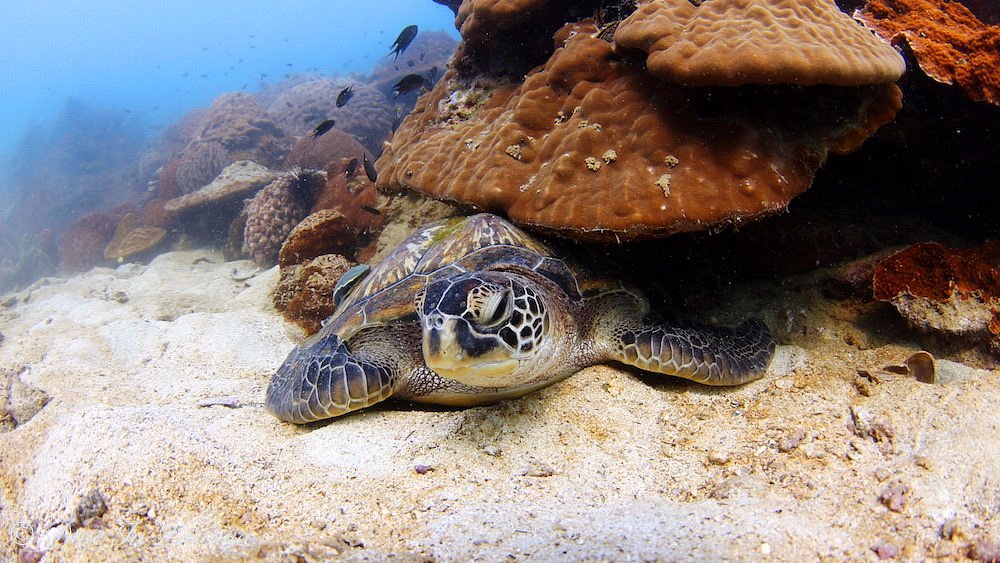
[614, 0, 905, 86]
[873, 241, 1000, 349]
[857, 0, 1000, 105]
[103, 213, 167, 262]
[378, 18, 902, 241]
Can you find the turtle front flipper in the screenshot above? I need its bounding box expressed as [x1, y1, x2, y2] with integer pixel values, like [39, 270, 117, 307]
[611, 319, 776, 386]
[266, 328, 414, 423]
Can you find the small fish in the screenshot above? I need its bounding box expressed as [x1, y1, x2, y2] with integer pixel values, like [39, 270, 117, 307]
[392, 73, 431, 97]
[389, 25, 418, 60]
[336, 86, 355, 108]
[311, 119, 336, 138]
[426, 66, 439, 83]
[345, 157, 359, 178]
[363, 153, 377, 182]
[359, 205, 382, 216]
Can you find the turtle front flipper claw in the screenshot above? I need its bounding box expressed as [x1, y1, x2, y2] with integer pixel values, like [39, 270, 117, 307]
[612, 319, 776, 386]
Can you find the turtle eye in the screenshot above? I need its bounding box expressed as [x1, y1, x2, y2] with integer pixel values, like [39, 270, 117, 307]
[477, 288, 510, 328]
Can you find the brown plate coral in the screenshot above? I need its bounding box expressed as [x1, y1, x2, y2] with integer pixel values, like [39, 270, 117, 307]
[378, 2, 904, 241]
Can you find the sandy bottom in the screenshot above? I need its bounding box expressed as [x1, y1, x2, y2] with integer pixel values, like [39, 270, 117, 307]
[1, 248, 997, 561]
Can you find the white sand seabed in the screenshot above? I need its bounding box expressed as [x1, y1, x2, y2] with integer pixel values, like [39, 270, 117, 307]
[0, 248, 997, 561]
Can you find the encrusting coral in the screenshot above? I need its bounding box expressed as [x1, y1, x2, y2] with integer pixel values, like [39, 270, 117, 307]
[377, 3, 903, 241]
[873, 241, 1000, 351]
[857, 0, 1000, 105]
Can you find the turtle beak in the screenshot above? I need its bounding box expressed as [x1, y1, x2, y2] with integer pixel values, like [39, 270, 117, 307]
[423, 314, 517, 385]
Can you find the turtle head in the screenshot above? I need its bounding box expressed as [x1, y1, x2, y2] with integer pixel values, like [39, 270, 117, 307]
[417, 272, 550, 387]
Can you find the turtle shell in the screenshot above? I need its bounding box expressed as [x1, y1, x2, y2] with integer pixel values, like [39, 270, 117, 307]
[324, 214, 588, 342]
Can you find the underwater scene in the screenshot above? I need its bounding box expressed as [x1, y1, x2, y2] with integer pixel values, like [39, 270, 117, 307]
[1, 0, 998, 560]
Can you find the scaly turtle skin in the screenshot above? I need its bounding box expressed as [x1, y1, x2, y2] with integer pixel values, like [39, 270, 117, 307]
[266, 214, 776, 423]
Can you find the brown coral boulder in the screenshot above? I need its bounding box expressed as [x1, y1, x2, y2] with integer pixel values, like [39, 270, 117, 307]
[287, 129, 367, 171]
[614, 0, 905, 86]
[173, 141, 230, 194]
[267, 78, 392, 154]
[378, 21, 902, 241]
[273, 253, 354, 335]
[278, 207, 372, 269]
[196, 93, 284, 153]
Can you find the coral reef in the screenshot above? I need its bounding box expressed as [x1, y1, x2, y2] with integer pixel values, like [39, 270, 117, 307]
[163, 161, 277, 217]
[614, 0, 904, 86]
[266, 78, 393, 154]
[378, 13, 902, 241]
[368, 30, 459, 101]
[103, 213, 167, 263]
[243, 170, 326, 267]
[278, 209, 364, 268]
[162, 160, 278, 243]
[193, 93, 286, 160]
[858, 0, 1000, 105]
[173, 141, 231, 194]
[0, 232, 57, 292]
[3, 99, 146, 244]
[273, 253, 354, 334]
[873, 241, 1000, 350]
[286, 129, 368, 171]
[57, 207, 131, 274]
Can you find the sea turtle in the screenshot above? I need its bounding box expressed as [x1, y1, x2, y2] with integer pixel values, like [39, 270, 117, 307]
[266, 213, 776, 423]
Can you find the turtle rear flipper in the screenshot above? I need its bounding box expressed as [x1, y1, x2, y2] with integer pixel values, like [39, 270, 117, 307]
[612, 319, 776, 386]
[266, 329, 410, 423]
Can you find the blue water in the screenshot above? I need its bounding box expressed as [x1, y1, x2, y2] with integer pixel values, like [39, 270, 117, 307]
[0, 0, 457, 206]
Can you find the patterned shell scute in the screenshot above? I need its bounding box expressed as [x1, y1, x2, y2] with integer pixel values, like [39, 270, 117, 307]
[327, 214, 570, 341]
